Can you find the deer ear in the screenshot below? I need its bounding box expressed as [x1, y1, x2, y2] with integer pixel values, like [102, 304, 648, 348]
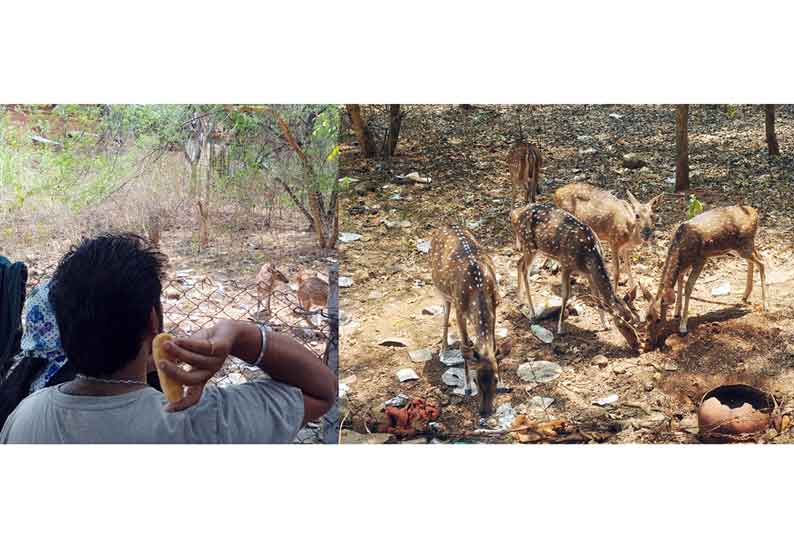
[626, 191, 640, 208]
[649, 193, 664, 208]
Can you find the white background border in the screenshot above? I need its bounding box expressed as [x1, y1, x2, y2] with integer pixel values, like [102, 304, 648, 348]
[2, 2, 794, 540]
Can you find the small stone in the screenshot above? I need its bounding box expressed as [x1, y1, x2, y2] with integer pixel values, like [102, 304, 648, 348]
[422, 305, 445, 316]
[385, 393, 410, 408]
[527, 396, 555, 410]
[711, 281, 731, 297]
[379, 337, 408, 347]
[594, 393, 619, 406]
[517, 360, 562, 383]
[439, 349, 465, 367]
[579, 147, 598, 156]
[408, 348, 433, 363]
[622, 153, 647, 169]
[339, 232, 362, 243]
[442, 367, 477, 396]
[416, 240, 431, 254]
[396, 368, 419, 382]
[530, 325, 554, 344]
[535, 296, 563, 320]
[339, 276, 354, 288]
[593, 354, 609, 368]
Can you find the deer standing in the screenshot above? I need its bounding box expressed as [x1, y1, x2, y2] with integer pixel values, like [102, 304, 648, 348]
[255, 263, 289, 316]
[642, 205, 767, 345]
[295, 268, 329, 312]
[553, 182, 663, 290]
[508, 142, 543, 207]
[510, 203, 641, 351]
[430, 224, 503, 417]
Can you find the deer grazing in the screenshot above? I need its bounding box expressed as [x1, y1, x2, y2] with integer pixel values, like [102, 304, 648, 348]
[553, 182, 663, 290]
[641, 205, 767, 346]
[295, 268, 329, 312]
[508, 142, 543, 207]
[255, 263, 289, 315]
[510, 203, 641, 351]
[430, 224, 503, 417]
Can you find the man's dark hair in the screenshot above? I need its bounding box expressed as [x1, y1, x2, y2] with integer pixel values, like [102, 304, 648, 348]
[50, 233, 168, 377]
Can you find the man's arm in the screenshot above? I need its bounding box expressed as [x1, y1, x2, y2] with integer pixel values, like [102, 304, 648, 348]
[161, 320, 337, 425]
[224, 321, 337, 425]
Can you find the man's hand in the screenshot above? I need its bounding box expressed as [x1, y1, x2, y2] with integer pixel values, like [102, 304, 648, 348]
[157, 322, 237, 412]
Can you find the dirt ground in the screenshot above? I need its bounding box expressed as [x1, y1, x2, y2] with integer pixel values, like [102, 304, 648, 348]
[338, 104, 794, 444]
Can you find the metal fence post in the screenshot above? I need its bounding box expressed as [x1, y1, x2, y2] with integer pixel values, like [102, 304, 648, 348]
[322, 261, 340, 444]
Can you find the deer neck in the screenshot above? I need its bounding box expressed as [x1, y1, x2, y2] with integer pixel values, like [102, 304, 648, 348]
[586, 251, 622, 315]
[653, 230, 684, 310]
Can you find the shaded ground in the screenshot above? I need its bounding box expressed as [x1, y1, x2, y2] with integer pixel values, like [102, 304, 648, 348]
[339, 104, 794, 444]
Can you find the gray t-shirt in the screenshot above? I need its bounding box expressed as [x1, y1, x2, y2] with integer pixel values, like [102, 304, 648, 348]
[0, 379, 304, 444]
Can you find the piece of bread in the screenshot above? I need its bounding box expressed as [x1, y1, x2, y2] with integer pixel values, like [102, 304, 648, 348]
[153, 332, 183, 403]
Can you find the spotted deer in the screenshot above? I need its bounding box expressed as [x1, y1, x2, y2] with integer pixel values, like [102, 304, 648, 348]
[510, 203, 641, 351]
[296, 268, 329, 312]
[641, 205, 767, 346]
[508, 142, 543, 207]
[430, 224, 503, 417]
[255, 263, 289, 315]
[553, 182, 663, 290]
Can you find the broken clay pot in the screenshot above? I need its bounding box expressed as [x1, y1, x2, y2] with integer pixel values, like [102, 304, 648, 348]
[697, 384, 776, 443]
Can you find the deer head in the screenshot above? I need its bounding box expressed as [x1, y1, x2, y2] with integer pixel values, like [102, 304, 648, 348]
[626, 191, 663, 244]
[270, 264, 289, 284]
[637, 280, 674, 348]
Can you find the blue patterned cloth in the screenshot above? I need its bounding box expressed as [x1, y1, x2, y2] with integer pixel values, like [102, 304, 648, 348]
[14, 281, 69, 392]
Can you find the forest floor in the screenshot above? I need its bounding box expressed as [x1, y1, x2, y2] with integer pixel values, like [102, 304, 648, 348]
[338, 104, 794, 444]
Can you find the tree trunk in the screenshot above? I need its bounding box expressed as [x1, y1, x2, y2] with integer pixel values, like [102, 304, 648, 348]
[196, 144, 213, 250]
[345, 104, 375, 158]
[197, 200, 209, 249]
[385, 104, 402, 157]
[147, 212, 161, 247]
[765, 105, 780, 156]
[675, 105, 689, 193]
[274, 176, 316, 227]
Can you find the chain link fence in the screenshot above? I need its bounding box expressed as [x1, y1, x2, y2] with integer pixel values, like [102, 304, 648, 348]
[23, 260, 340, 444]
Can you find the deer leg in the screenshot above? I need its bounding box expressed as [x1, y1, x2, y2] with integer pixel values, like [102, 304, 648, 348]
[674, 274, 684, 319]
[612, 243, 621, 291]
[516, 253, 526, 301]
[454, 303, 473, 396]
[743, 249, 767, 311]
[623, 248, 637, 289]
[521, 252, 537, 320]
[557, 268, 571, 335]
[742, 259, 754, 304]
[754, 249, 768, 311]
[680, 262, 704, 335]
[440, 300, 452, 353]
